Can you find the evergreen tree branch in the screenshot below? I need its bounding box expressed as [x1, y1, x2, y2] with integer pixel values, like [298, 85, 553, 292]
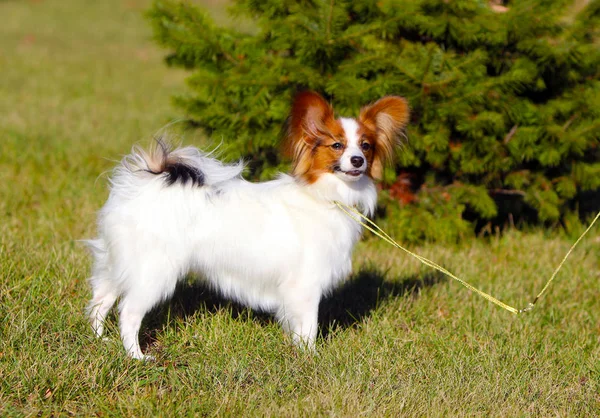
[326, 0, 335, 41]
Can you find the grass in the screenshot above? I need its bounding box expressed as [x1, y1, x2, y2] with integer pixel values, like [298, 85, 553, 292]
[1, 0, 599, 416]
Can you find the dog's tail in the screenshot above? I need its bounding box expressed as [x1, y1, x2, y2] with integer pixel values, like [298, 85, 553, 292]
[113, 137, 244, 189]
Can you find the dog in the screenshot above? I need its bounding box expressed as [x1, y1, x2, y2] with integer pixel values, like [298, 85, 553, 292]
[86, 91, 409, 359]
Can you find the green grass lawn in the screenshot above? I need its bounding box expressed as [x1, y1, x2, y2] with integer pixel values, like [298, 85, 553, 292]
[1, 0, 599, 416]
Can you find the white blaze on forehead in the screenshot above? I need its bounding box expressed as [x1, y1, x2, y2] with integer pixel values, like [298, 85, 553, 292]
[339, 118, 360, 148]
[337, 117, 366, 175]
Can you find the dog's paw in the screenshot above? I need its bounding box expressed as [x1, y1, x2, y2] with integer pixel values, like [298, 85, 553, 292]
[130, 353, 155, 362]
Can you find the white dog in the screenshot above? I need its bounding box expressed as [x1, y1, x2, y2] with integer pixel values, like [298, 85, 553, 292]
[86, 91, 408, 359]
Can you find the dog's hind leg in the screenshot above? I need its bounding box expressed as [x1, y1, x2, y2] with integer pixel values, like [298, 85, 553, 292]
[117, 260, 179, 360]
[119, 298, 150, 360]
[87, 275, 118, 338]
[86, 239, 119, 338]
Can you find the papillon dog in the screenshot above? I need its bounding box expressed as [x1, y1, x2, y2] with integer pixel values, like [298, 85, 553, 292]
[86, 91, 409, 359]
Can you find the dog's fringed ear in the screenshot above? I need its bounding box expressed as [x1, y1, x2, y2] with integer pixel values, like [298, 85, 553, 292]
[359, 96, 409, 180]
[284, 91, 335, 178]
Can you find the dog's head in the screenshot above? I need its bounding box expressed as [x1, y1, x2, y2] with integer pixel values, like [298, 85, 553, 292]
[284, 91, 409, 184]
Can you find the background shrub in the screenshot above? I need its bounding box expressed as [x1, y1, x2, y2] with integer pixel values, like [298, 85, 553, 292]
[147, 0, 600, 242]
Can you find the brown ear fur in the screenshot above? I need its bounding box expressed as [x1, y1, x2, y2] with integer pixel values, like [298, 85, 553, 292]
[359, 96, 409, 180]
[284, 91, 335, 178]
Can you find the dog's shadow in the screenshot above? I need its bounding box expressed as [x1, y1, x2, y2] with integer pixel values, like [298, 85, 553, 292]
[318, 266, 443, 338]
[140, 266, 444, 350]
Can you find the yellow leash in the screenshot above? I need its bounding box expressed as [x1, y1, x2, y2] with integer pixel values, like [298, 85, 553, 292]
[335, 202, 600, 314]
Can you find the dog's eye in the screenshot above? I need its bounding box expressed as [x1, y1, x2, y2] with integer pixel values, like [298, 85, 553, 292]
[361, 142, 371, 151]
[331, 142, 344, 150]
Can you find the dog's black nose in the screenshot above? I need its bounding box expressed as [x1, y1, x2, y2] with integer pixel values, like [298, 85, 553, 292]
[350, 156, 364, 168]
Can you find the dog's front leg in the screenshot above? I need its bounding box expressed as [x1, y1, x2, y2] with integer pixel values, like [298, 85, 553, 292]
[276, 288, 321, 351]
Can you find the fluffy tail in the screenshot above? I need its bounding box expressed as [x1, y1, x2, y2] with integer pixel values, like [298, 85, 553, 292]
[114, 137, 244, 188]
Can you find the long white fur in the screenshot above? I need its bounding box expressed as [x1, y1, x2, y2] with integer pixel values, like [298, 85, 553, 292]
[87, 125, 377, 360]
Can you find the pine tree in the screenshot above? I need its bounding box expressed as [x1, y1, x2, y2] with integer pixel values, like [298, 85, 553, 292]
[147, 0, 600, 242]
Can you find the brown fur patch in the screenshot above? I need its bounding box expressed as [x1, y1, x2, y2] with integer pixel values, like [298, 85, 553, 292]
[359, 96, 409, 180]
[303, 129, 346, 183]
[142, 139, 173, 173]
[285, 92, 345, 183]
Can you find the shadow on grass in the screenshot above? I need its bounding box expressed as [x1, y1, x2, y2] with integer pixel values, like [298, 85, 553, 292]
[318, 266, 444, 338]
[139, 266, 445, 351]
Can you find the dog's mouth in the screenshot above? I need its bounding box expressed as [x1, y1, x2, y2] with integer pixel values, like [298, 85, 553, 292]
[334, 166, 364, 178]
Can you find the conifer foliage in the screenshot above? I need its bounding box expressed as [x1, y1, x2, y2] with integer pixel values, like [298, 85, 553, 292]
[148, 0, 599, 242]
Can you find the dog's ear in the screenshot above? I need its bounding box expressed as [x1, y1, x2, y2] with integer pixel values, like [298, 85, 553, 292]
[284, 91, 335, 177]
[359, 96, 409, 180]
